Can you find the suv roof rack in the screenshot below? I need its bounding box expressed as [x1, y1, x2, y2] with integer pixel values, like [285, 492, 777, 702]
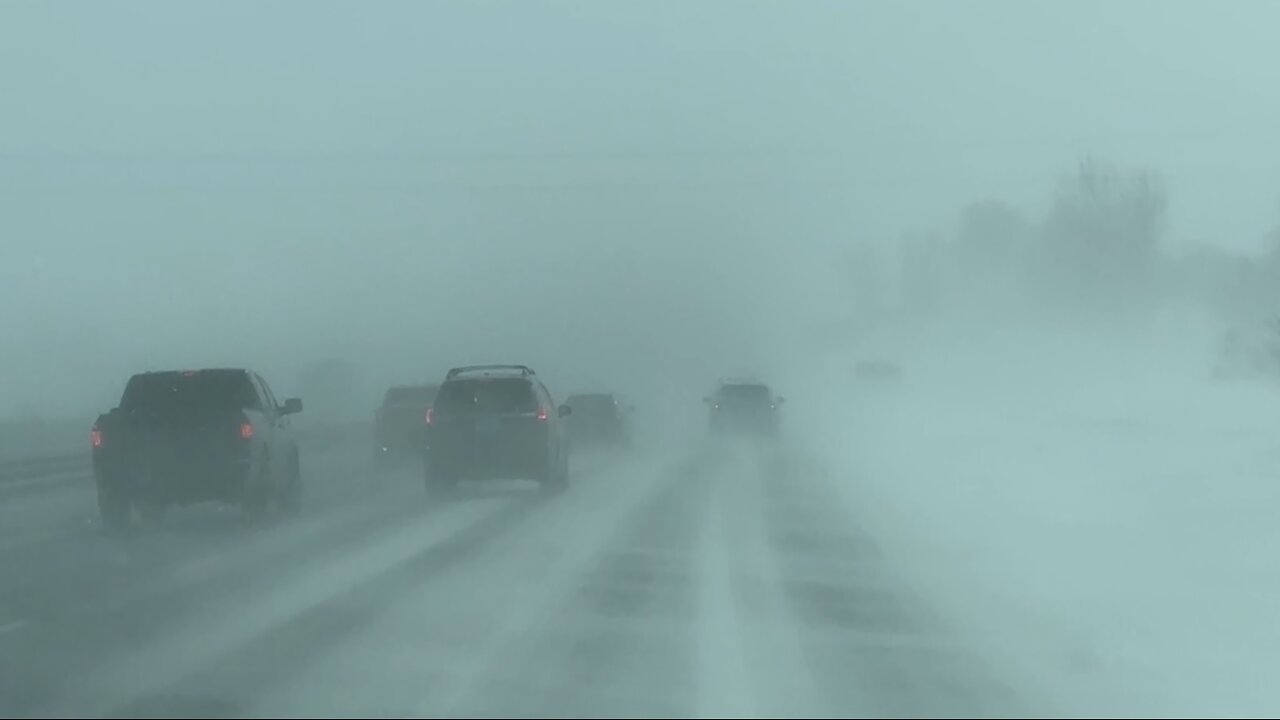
[445, 364, 536, 380]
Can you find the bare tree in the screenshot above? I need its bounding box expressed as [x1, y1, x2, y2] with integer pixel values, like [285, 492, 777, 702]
[956, 200, 1033, 257]
[897, 229, 949, 318]
[946, 199, 1037, 315]
[1041, 156, 1168, 308]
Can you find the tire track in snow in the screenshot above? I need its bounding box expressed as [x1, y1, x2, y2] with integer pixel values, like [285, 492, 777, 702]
[424, 446, 716, 717]
[756, 446, 1026, 717]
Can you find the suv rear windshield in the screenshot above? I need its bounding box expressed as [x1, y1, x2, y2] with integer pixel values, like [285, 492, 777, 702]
[383, 386, 438, 407]
[120, 370, 259, 415]
[718, 384, 772, 402]
[434, 378, 537, 413]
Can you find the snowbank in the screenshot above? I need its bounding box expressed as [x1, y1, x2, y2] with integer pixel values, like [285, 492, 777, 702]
[791, 317, 1280, 716]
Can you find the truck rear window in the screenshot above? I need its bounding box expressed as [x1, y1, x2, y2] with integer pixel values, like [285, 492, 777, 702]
[384, 386, 438, 407]
[120, 371, 260, 415]
[718, 384, 771, 402]
[434, 378, 537, 413]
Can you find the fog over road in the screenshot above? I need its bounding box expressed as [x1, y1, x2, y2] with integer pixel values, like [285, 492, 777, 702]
[0, 426, 1023, 718]
[5, 2, 1280, 717]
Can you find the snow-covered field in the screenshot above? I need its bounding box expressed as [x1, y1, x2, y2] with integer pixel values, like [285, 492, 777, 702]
[793, 316, 1280, 716]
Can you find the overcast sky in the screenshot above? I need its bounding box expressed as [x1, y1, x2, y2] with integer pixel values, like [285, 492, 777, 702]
[2, 0, 1278, 414]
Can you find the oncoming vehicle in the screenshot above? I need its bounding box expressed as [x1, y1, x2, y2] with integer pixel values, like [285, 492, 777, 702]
[704, 379, 784, 437]
[374, 383, 438, 468]
[425, 365, 572, 495]
[90, 368, 304, 530]
[564, 392, 633, 447]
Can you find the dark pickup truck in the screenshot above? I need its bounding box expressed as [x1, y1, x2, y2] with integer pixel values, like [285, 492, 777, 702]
[91, 368, 304, 530]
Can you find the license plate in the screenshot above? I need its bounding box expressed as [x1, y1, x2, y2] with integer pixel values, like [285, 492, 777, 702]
[475, 417, 501, 434]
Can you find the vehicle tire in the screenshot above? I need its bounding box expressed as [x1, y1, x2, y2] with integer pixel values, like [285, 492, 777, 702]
[137, 498, 168, 529]
[541, 451, 569, 494]
[97, 485, 131, 533]
[279, 452, 302, 516]
[240, 458, 272, 522]
[241, 489, 268, 521]
[424, 462, 456, 499]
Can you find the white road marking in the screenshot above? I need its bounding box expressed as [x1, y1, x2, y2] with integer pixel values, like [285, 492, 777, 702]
[694, 479, 758, 719]
[0, 619, 30, 637]
[735, 454, 825, 717]
[410, 454, 680, 716]
[39, 498, 515, 716]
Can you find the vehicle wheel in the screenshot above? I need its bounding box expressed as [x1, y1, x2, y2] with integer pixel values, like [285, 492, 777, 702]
[279, 453, 302, 516]
[137, 499, 168, 528]
[240, 459, 272, 522]
[241, 489, 268, 521]
[376, 447, 397, 471]
[541, 451, 569, 494]
[424, 462, 456, 499]
[97, 485, 131, 533]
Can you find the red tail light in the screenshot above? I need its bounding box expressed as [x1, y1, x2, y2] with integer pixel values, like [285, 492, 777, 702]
[425, 407, 434, 425]
[239, 421, 254, 440]
[536, 406, 549, 422]
[90, 426, 102, 448]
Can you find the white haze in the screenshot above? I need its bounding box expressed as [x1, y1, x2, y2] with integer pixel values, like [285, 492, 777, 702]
[4, 1, 1280, 714]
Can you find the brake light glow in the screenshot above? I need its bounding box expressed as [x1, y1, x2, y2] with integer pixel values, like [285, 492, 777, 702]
[536, 406, 549, 422]
[425, 407, 434, 425]
[239, 422, 254, 439]
[90, 426, 102, 448]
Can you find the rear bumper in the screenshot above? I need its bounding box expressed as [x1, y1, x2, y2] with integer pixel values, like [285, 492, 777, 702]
[426, 415, 558, 480]
[376, 437, 426, 455]
[709, 413, 779, 435]
[376, 425, 428, 453]
[93, 452, 253, 504]
[428, 441, 551, 480]
[571, 424, 626, 445]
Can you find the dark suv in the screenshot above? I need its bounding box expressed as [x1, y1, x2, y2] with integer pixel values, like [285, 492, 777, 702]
[374, 383, 438, 468]
[704, 380, 784, 437]
[424, 365, 572, 494]
[564, 392, 633, 447]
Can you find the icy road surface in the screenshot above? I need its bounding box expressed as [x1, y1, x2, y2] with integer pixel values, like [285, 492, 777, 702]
[0, 433, 1022, 718]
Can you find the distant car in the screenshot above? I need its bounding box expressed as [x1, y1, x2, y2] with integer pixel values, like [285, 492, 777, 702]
[704, 379, 784, 437]
[425, 365, 572, 495]
[564, 392, 633, 447]
[374, 384, 438, 468]
[1214, 319, 1280, 381]
[91, 368, 304, 530]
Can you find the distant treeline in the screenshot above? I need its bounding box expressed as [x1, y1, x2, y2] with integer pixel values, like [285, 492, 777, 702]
[845, 156, 1280, 328]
